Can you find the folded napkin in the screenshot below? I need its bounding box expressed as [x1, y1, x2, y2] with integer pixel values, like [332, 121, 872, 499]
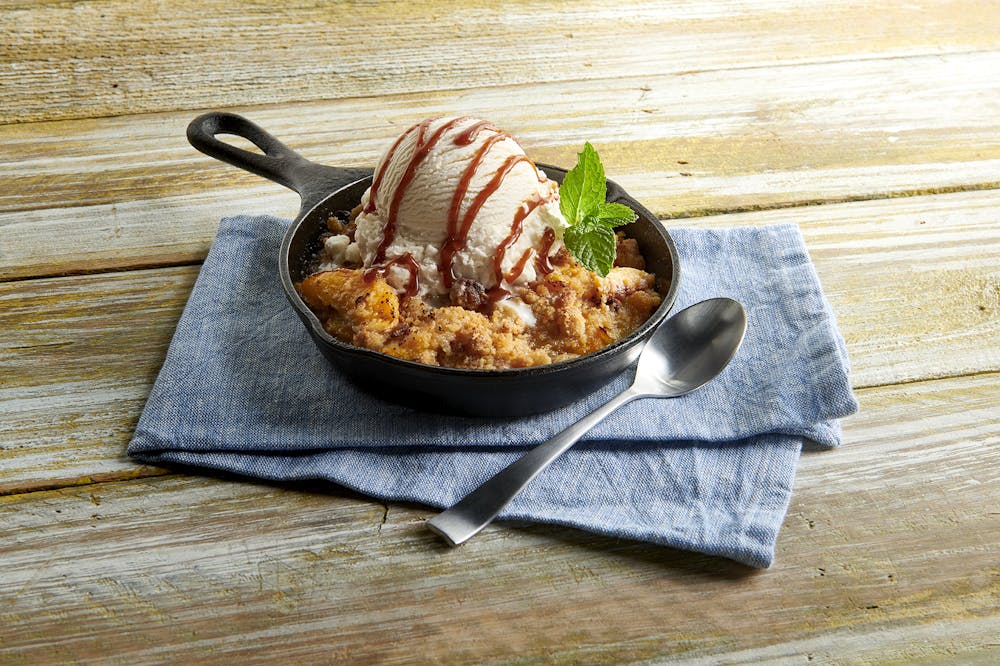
[128, 216, 857, 568]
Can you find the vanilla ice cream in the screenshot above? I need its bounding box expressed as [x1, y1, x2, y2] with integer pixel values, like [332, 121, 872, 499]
[327, 116, 568, 305]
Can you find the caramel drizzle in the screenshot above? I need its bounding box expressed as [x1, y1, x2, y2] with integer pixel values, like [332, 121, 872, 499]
[441, 153, 535, 290]
[485, 194, 548, 301]
[507, 249, 534, 282]
[534, 227, 557, 276]
[453, 119, 498, 146]
[364, 122, 419, 215]
[444, 121, 555, 295]
[364, 253, 420, 297]
[441, 124, 512, 288]
[371, 117, 469, 264]
[367, 117, 556, 300]
[486, 249, 534, 302]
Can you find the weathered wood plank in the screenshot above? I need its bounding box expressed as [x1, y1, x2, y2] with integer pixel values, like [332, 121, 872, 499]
[3, 2, 996, 661]
[1, 373, 997, 663]
[2, 0, 998, 124]
[0, 187, 299, 281]
[0, 267, 195, 494]
[2, 190, 998, 492]
[686, 190, 1000, 388]
[2, 50, 998, 280]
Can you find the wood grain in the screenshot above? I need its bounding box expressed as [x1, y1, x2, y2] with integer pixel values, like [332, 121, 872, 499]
[3, 0, 998, 124]
[0, 267, 193, 494]
[2, 50, 999, 280]
[4, 2, 999, 660]
[2, 190, 998, 494]
[1, 373, 997, 663]
[685, 189, 1000, 388]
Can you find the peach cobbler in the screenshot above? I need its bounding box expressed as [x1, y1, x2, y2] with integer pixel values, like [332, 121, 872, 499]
[295, 116, 663, 370]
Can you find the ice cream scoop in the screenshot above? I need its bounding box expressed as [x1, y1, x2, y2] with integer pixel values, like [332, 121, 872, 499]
[349, 116, 569, 304]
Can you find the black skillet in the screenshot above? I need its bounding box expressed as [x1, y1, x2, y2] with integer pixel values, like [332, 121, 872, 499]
[186, 112, 680, 416]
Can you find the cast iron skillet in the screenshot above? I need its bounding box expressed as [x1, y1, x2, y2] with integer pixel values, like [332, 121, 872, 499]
[187, 112, 680, 416]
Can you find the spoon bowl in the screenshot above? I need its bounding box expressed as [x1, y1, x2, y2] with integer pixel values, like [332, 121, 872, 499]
[427, 297, 747, 546]
[632, 297, 747, 397]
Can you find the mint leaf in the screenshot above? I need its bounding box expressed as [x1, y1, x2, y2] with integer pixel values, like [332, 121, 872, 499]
[593, 202, 637, 228]
[558, 143, 635, 276]
[564, 221, 616, 277]
[559, 142, 605, 226]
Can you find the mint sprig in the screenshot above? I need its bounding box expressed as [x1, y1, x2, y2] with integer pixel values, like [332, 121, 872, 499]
[559, 143, 637, 276]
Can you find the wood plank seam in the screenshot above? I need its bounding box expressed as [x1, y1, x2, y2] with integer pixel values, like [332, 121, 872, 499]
[663, 46, 1000, 80]
[3, 43, 999, 126]
[0, 259, 206, 285]
[658, 182, 1000, 220]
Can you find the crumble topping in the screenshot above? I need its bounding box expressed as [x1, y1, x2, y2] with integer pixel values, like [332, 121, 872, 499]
[297, 219, 661, 369]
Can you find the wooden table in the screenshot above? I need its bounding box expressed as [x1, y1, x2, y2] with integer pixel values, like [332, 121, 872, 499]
[2, 2, 998, 663]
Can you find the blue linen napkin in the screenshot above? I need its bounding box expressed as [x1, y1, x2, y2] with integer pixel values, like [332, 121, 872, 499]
[128, 216, 857, 568]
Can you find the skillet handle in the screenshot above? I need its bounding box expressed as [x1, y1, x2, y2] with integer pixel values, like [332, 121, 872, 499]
[186, 112, 371, 214]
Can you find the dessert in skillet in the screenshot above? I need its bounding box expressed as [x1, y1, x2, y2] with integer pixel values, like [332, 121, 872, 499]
[296, 116, 662, 369]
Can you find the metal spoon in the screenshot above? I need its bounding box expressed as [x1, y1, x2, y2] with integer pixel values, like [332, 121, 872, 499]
[427, 297, 747, 546]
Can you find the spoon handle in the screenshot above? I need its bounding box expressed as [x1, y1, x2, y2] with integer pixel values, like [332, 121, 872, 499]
[427, 387, 640, 546]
